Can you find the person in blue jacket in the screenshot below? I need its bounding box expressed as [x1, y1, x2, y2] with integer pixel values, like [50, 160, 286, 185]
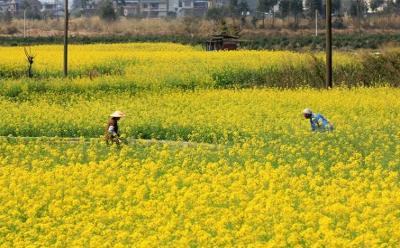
[303, 108, 334, 131]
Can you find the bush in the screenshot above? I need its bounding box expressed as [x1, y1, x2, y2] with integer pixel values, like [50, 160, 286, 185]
[5, 25, 19, 35]
[99, 0, 117, 21]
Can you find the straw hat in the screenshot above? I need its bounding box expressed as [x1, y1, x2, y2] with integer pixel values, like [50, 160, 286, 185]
[110, 111, 125, 118]
[302, 108, 312, 115]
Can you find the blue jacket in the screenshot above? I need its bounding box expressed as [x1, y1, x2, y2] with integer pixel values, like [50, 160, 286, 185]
[310, 113, 333, 131]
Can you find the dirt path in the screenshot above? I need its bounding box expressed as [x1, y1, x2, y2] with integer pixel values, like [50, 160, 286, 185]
[0, 136, 223, 149]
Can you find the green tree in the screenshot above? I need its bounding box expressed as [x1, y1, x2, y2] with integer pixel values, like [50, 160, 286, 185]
[257, 0, 278, 13]
[238, 1, 249, 15]
[238, 1, 250, 26]
[99, 0, 117, 21]
[332, 0, 341, 14]
[350, 0, 368, 17]
[229, 0, 240, 18]
[305, 0, 323, 18]
[20, 0, 43, 20]
[279, 0, 303, 26]
[257, 0, 278, 27]
[280, 0, 303, 18]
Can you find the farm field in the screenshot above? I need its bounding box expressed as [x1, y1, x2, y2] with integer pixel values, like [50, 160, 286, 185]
[1, 43, 399, 94]
[0, 43, 400, 246]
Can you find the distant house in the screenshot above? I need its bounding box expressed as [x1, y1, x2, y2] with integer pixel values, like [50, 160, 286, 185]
[121, 0, 168, 17]
[122, 0, 140, 16]
[140, 0, 168, 17]
[168, 0, 213, 17]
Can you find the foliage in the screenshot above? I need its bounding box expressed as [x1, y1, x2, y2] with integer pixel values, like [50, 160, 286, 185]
[1, 33, 400, 50]
[0, 88, 399, 246]
[305, 0, 323, 17]
[349, 0, 369, 17]
[98, 0, 117, 21]
[20, 0, 43, 20]
[206, 7, 227, 22]
[279, 0, 303, 18]
[257, 0, 278, 13]
[332, 0, 342, 14]
[0, 43, 399, 91]
[0, 43, 399, 246]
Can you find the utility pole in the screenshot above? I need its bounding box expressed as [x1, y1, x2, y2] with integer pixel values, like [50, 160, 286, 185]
[326, 0, 332, 88]
[356, 0, 361, 33]
[64, 0, 68, 77]
[315, 9, 318, 36]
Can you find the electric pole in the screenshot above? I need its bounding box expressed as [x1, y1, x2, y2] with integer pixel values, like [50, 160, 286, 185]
[357, 0, 361, 33]
[326, 0, 332, 88]
[315, 9, 318, 37]
[64, 0, 68, 77]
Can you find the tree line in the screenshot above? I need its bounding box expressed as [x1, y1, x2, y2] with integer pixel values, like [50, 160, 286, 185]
[0, 0, 399, 25]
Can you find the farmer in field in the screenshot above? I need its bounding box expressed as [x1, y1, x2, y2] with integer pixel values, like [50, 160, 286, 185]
[105, 111, 125, 144]
[303, 108, 334, 132]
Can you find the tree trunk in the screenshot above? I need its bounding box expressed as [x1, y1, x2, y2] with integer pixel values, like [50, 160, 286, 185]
[28, 63, 33, 78]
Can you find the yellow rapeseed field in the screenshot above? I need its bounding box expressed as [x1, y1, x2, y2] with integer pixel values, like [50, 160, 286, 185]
[0, 43, 366, 90]
[0, 43, 399, 246]
[1, 88, 400, 246]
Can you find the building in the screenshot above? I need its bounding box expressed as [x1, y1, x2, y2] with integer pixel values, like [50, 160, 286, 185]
[121, 0, 168, 17]
[121, 0, 140, 16]
[165, 0, 211, 17]
[140, 0, 168, 17]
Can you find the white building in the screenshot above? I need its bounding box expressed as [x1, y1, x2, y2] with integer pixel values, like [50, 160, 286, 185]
[121, 0, 168, 17]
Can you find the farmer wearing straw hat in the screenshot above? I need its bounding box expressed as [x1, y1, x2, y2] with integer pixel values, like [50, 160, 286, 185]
[303, 108, 334, 132]
[105, 111, 125, 144]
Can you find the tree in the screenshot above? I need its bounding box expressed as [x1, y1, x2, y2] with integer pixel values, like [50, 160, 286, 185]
[370, 0, 384, 11]
[20, 0, 43, 20]
[349, 0, 368, 17]
[384, 0, 400, 14]
[2, 11, 13, 23]
[332, 0, 341, 14]
[99, 0, 117, 21]
[238, 1, 250, 15]
[114, 0, 126, 16]
[280, 0, 303, 18]
[305, 0, 323, 18]
[279, 0, 290, 18]
[238, 1, 250, 26]
[229, 0, 241, 19]
[258, 0, 278, 13]
[257, 0, 278, 27]
[206, 7, 227, 23]
[279, 0, 303, 26]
